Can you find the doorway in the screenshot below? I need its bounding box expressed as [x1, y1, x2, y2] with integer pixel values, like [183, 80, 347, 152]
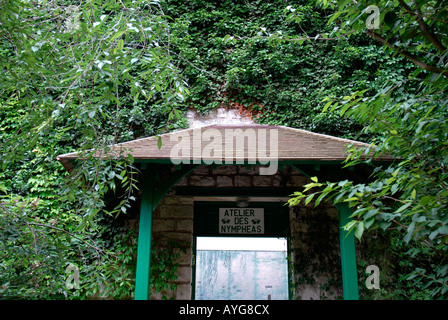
[194, 237, 289, 300]
[193, 201, 291, 300]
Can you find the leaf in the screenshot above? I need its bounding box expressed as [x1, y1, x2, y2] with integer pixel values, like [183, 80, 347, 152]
[364, 208, 379, 220]
[305, 194, 315, 205]
[438, 226, 448, 235]
[394, 201, 412, 214]
[379, 221, 392, 231]
[419, 196, 431, 206]
[354, 221, 364, 240]
[157, 136, 162, 150]
[322, 100, 333, 112]
[364, 217, 375, 229]
[110, 30, 126, 42]
[327, 10, 344, 25]
[117, 39, 124, 51]
[404, 221, 416, 243]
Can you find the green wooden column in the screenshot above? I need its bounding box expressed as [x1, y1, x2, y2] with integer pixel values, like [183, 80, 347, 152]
[133, 164, 199, 300]
[336, 203, 359, 300]
[134, 165, 155, 300]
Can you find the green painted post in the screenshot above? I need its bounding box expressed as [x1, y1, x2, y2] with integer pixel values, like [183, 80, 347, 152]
[134, 166, 155, 300]
[336, 203, 359, 300]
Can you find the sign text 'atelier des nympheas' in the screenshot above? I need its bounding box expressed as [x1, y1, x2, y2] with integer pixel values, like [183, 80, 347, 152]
[219, 208, 265, 234]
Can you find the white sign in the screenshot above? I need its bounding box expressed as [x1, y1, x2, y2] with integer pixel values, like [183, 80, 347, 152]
[219, 208, 264, 234]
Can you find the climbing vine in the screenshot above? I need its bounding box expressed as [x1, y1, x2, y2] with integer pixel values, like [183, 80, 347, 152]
[149, 239, 187, 300]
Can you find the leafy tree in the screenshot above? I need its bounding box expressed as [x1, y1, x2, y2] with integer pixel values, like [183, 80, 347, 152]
[0, 0, 186, 299]
[289, 0, 448, 299]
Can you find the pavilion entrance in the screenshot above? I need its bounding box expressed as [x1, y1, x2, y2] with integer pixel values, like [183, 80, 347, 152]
[57, 120, 395, 300]
[193, 201, 290, 300]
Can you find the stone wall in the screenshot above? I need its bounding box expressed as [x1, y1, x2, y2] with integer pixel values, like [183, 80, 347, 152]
[289, 204, 343, 300]
[150, 195, 194, 300]
[175, 164, 309, 188]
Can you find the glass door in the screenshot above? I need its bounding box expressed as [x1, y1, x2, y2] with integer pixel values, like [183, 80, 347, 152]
[194, 237, 289, 300]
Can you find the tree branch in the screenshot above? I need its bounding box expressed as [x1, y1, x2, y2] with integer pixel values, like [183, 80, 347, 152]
[397, 0, 447, 54]
[0, 201, 110, 256]
[366, 29, 448, 77]
[29, 222, 111, 255]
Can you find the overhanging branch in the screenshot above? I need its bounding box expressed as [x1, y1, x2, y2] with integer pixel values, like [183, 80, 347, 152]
[366, 29, 448, 78]
[397, 0, 447, 54]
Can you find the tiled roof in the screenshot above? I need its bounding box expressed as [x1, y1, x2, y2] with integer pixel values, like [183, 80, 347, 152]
[57, 124, 394, 172]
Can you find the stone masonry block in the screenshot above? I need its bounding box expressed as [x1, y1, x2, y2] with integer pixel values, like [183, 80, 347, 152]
[175, 247, 192, 265]
[234, 175, 251, 187]
[160, 205, 193, 219]
[237, 165, 259, 175]
[153, 219, 176, 232]
[252, 175, 272, 187]
[192, 166, 210, 175]
[175, 177, 188, 186]
[160, 232, 193, 243]
[288, 175, 309, 187]
[163, 196, 180, 205]
[175, 284, 192, 300]
[179, 197, 194, 205]
[176, 266, 192, 283]
[272, 174, 285, 187]
[176, 219, 193, 232]
[189, 175, 215, 187]
[217, 176, 233, 187]
[212, 165, 237, 175]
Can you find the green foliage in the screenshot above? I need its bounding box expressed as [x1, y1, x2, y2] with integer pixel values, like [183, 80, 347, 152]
[289, 0, 448, 299]
[163, 0, 414, 140]
[0, 197, 69, 299]
[0, 0, 185, 299]
[2, 0, 446, 300]
[149, 240, 186, 299]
